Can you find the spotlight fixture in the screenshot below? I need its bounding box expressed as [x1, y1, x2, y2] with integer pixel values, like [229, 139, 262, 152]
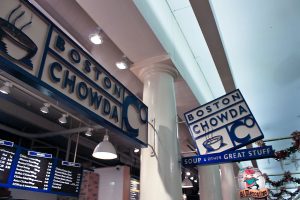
[40, 103, 50, 114]
[134, 148, 140, 153]
[190, 176, 194, 180]
[115, 56, 131, 70]
[182, 177, 193, 188]
[0, 82, 12, 94]
[58, 114, 68, 124]
[92, 132, 117, 160]
[185, 171, 191, 176]
[89, 28, 103, 45]
[85, 128, 93, 137]
[194, 179, 198, 183]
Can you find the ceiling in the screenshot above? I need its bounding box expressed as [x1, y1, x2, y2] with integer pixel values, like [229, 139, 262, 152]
[209, 0, 300, 174]
[130, 0, 300, 193]
[1, 0, 299, 197]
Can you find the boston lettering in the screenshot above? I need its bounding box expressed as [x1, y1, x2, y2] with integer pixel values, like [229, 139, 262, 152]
[54, 35, 123, 101]
[186, 91, 243, 124]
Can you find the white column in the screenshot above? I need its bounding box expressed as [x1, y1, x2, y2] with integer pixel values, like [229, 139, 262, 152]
[134, 63, 182, 200]
[220, 164, 240, 200]
[198, 165, 222, 200]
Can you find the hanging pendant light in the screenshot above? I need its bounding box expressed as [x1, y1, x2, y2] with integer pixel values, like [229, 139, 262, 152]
[92, 131, 117, 160]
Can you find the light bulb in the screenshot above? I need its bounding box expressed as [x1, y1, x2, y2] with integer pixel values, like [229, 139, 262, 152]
[89, 33, 103, 45]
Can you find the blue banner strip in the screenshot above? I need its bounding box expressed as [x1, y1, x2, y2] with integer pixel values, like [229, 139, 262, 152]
[62, 161, 81, 167]
[28, 150, 52, 159]
[182, 146, 274, 167]
[0, 140, 14, 147]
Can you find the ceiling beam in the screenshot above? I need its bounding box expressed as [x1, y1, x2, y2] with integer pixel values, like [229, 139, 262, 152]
[189, 0, 235, 92]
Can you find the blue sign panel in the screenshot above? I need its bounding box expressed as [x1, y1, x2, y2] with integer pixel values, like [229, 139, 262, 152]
[0, 0, 148, 146]
[182, 146, 274, 167]
[184, 89, 264, 155]
[0, 140, 14, 147]
[62, 161, 81, 168]
[28, 150, 52, 159]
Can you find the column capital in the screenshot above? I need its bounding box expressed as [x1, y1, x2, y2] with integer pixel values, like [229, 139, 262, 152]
[131, 55, 179, 82]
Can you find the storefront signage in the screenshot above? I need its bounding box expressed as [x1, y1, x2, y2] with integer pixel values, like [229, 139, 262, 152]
[238, 167, 269, 198]
[0, 0, 148, 146]
[0, 139, 82, 197]
[182, 146, 274, 167]
[184, 89, 264, 155]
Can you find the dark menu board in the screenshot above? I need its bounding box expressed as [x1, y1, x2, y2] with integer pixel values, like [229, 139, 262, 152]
[12, 150, 53, 191]
[51, 161, 82, 194]
[130, 178, 140, 200]
[0, 139, 82, 197]
[0, 141, 16, 185]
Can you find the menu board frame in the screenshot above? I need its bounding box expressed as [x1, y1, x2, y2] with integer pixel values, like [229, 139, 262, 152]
[0, 140, 83, 197]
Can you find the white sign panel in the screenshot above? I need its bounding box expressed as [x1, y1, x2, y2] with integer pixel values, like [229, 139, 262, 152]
[0, 0, 148, 146]
[184, 89, 264, 155]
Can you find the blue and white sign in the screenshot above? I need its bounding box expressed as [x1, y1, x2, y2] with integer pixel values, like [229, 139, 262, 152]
[62, 161, 81, 168]
[182, 146, 274, 167]
[184, 89, 264, 155]
[28, 150, 52, 158]
[0, 0, 148, 146]
[0, 140, 14, 147]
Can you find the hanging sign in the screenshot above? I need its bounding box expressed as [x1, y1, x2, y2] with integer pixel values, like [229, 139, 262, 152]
[184, 89, 264, 155]
[238, 167, 269, 198]
[182, 146, 274, 167]
[0, 0, 148, 146]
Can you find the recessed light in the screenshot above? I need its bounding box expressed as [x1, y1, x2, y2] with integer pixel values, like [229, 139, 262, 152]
[89, 28, 104, 45]
[115, 56, 131, 70]
[89, 33, 103, 45]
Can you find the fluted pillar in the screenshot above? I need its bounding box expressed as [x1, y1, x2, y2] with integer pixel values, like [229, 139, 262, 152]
[220, 163, 240, 200]
[132, 62, 182, 200]
[198, 165, 222, 200]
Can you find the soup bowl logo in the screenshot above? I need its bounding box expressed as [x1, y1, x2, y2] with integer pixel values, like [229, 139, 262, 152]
[203, 135, 227, 153]
[0, 4, 37, 69]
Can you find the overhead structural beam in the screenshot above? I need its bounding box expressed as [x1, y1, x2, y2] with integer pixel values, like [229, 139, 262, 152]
[133, 0, 216, 104]
[189, 0, 235, 92]
[189, 0, 258, 169]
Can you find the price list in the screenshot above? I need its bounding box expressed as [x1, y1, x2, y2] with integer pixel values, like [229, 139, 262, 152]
[0, 141, 16, 185]
[0, 139, 83, 196]
[130, 178, 140, 200]
[12, 150, 53, 191]
[51, 161, 82, 195]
